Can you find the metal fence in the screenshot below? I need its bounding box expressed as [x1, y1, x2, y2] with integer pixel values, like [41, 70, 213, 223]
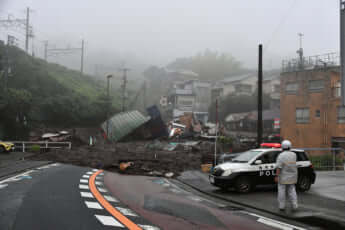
[282, 52, 340, 73]
[300, 148, 345, 171]
[10, 141, 72, 153]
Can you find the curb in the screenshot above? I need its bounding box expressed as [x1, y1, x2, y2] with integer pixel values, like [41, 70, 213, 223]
[0, 161, 53, 181]
[176, 178, 345, 230]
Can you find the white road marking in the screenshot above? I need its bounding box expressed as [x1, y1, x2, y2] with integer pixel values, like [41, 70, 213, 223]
[139, 225, 161, 230]
[79, 184, 89, 190]
[104, 195, 118, 202]
[116, 207, 138, 217]
[95, 215, 124, 227]
[244, 212, 306, 230]
[0, 184, 8, 189]
[98, 187, 108, 193]
[0, 170, 35, 184]
[51, 163, 60, 166]
[95, 181, 103, 186]
[80, 192, 94, 198]
[85, 201, 103, 209]
[80, 179, 88, 183]
[92, 169, 98, 172]
[82, 175, 90, 178]
[37, 165, 51, 169]
[100, 173, 104, 176]
[86, 171, 93, 175]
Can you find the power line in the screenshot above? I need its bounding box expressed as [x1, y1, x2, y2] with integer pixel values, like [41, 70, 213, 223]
[45, 39, 85, 75]
[0, 7, 34, 54]
[264, 0, 299, 52]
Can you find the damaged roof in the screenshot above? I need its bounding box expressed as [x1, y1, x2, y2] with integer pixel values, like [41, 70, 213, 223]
[102, 110, 150, 142]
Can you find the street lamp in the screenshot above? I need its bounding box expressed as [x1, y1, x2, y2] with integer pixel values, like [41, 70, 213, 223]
[106, 74, 113, 139]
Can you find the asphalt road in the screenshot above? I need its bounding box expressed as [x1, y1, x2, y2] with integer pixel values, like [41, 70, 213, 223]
[0, 163, 312, 230]
[177, 170, 345, 230]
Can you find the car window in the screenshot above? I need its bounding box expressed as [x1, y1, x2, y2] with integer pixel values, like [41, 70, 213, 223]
[258, 151, 281, 164]
[295, 151, 308, 161]
[232, 150, 263, 163]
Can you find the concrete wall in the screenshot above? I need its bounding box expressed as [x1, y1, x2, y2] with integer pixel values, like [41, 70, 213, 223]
[280, 68, 345, 148]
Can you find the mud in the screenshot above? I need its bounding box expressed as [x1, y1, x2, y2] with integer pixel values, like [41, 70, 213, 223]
[28, 141, 216, 177]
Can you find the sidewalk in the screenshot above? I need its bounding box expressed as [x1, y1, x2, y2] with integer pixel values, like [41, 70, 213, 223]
[0, 152, 51, 179]
[177, 170, 345, 229]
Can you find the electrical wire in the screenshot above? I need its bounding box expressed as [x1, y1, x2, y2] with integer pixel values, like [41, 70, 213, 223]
[264, 0, 299, 52]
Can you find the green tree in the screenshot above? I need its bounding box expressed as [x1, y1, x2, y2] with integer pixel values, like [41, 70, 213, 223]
[167, 49, 246, 81]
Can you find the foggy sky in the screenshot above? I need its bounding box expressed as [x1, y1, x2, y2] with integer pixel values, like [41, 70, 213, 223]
[0, 0, 340, 73]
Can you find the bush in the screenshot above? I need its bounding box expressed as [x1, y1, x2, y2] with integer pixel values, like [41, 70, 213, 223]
[30, 144, 41, 153]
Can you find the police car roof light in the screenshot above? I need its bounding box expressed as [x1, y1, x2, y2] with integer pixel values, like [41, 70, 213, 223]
[260, 143, 281, 148]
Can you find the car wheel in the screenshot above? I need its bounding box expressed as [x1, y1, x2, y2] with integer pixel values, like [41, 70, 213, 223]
[0, 146, 5, 154]
[235, 177, 252, 193]
[297, 176, 311, 192]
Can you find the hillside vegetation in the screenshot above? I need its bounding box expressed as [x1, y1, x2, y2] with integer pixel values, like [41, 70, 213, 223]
[0, 43, 119, 139]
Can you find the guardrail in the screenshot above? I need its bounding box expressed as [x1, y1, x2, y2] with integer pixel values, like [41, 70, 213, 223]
[9, 141, 72, 152]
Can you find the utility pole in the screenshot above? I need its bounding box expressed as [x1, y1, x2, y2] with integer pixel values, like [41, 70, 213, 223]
[143, 80, 147, 110]
[80, 39, 84, 75]
[25, 7, 30, 53]
[257, 44, 263, 147]
[106, 74, 113, 138]
[214, 98, 218, 166]
[119, 67, 130, 112]
[340, 0, 345, 105]
[0, 8, 33, 53]
[297, 33, 304, 70]
[42, 40, 48, 61]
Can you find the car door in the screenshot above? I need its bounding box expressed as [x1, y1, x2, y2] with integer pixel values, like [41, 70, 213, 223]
[257, 151, 281, 185]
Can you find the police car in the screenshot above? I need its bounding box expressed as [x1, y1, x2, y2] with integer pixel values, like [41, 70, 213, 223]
[209, 143, 316, 193]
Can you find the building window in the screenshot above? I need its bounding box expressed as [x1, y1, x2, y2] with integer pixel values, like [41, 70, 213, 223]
[334, 81, 341, 98]
[273, 84, 280, 93]
[178, 100, 193, 106]
[296, 108, 309, 123]
[337, 106, 345, 123]
[315, 110, 320, 118]
[308, 80, 324, 91]
[285, 82, 298, 94]
[235, 84, 252, 94]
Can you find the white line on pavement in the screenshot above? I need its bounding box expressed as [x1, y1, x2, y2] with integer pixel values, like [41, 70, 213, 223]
[97, 187, 108, 193]
[95, 215, 124, 227]
[86, 172, 93, 175]
[116, 207, 138, 217]
[104, 195, 118, 202]
[92, 169, 98, 172]
[80, 179, 88, 183]
[82, 175, 90, 178]
[85, 201, 103, 209]
[0, 170, 35, 184]
[138, 224, 161, 230]
[79, 184, 89, 190]
[80, 192, 94, 198]
[244, 212, 306, 230]
[95, 181, 103, 186]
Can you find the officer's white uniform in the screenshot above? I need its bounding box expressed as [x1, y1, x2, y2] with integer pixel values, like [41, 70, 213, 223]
[276, 140, 298, 210]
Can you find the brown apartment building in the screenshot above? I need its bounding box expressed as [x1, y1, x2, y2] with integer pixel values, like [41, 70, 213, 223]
[280, 54, 345, 149]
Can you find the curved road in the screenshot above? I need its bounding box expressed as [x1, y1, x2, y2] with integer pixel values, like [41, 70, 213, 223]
[0, 163, 311, 230]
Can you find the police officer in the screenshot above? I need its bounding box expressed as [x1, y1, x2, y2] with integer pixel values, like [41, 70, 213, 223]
[275, 140, 298, 211]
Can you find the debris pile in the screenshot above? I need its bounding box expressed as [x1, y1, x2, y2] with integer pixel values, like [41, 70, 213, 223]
[28, 140, 216, 177]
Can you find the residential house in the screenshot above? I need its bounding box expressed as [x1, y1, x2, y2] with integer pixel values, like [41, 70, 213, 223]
[166, 76, 211, 123]
[222, 74, 257, 96]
